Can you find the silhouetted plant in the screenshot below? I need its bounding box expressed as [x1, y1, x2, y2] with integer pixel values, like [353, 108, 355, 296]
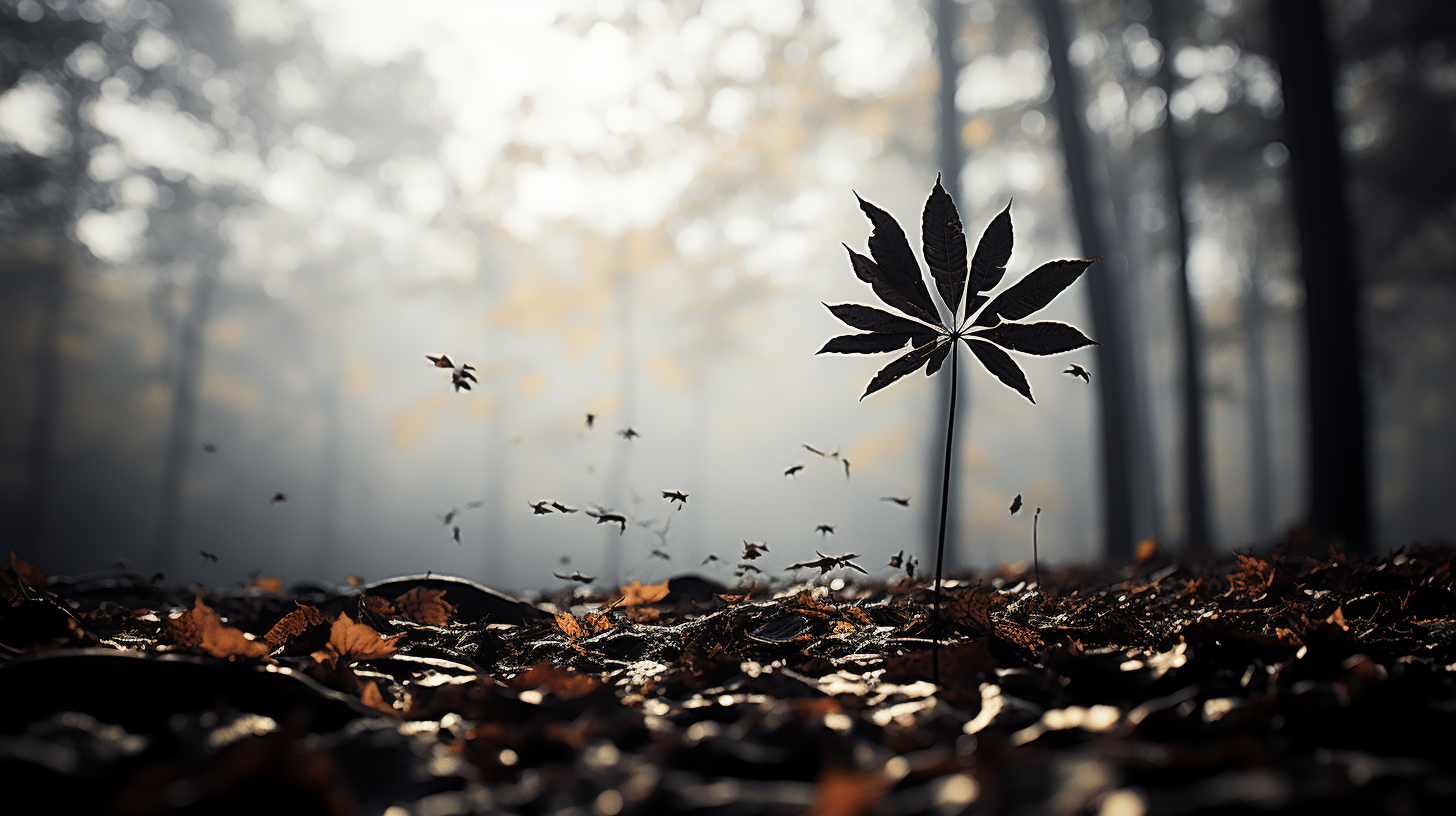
[819, 177, 1098, 682]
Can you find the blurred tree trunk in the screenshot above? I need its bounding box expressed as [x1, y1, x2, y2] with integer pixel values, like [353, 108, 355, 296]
[1036, 0, 1137, 559]
[929, 0, 965, 568]
[1268, 0, 1370, 551]
[1242, 226, 1276, 540]
[16, 257, 66, 550]
[1148, 1, 1211, 554]
[153, 246, 222, 573]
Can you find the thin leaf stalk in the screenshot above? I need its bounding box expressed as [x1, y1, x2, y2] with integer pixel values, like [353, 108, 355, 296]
[931, 338, 958, 685]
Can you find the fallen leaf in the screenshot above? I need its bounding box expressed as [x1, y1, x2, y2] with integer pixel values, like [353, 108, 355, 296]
[619, 580, 670, 607]
[394, 587, 454, 626]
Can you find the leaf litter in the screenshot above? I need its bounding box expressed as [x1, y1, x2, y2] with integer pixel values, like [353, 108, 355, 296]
[3, 542, 1456, 814]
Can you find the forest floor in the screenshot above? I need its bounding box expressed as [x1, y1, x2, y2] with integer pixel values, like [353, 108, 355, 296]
[2, 538, 1454, 815]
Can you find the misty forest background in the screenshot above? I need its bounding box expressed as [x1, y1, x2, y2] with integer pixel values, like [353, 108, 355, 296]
[1, 0, 1452, 593]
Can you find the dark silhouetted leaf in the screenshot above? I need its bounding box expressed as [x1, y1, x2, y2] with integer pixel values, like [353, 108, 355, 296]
[862, 342, 940, 400]
[851, 196, 940, 324]
[922, 175, 968, 317]
[972, 321, 1100, 355]
[823, 302, 932, 335]
[925, 339, 952, 376]
[817, 333, 912, 355]
[973, 259, 1095, 327]
[969, 201, 1014, 297]
[965, 338, 1034, 403]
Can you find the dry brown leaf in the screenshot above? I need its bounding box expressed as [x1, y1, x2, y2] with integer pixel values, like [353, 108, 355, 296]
[619, 579, 670, 607]
[355, 677, 396, 715]
[805, 763, 893, 816]
[511, 661, 602, 700]
[1135, 538, 1161, 563]
[360, 595, 396, 618]
[394, 587, 454, 626]
[324, 612, 400, 662]
[252, 574, 282, 593]
[555, 611, 586, 641]
[6, 551, 46, 587]
[584, 597, 622, 634]
[264, 603, 331, 649]
[944, 587, 992, 633]
[167, 593, 270, 659]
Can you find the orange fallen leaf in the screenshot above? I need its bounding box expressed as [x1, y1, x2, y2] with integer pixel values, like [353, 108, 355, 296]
[167, 593, 270, 660]
[252, 574, 282, 593]
[619, 579, 670, 607]
[511, 661, 602, 700]
[555, 611, 586, 641]
[317, 612, 400, 663]
[264, 603, 331, 650]
[394, 587, 454, 626]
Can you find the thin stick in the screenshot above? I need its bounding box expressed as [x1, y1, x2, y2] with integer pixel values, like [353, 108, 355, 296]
[1033, 507, 1041, 588]
[932, 340, 959, 685]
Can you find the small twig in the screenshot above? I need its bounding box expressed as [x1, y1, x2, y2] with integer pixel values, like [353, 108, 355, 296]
[1033, 507, 1042, 588]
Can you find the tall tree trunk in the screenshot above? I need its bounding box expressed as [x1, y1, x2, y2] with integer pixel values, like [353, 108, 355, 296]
[16, 257, 67, 550]
[601, 235, 635, 587]
[928, 0, 965, 568]
[153, 249, 222, 574]
[1036, 0, 1138, 559]
[1268, 0, 1370, 551]
[1242, 221, 1276, 540]
[1148, 1, 1212, 554]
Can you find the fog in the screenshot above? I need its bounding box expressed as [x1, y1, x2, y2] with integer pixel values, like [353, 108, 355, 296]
[3, 0, 1452, 593]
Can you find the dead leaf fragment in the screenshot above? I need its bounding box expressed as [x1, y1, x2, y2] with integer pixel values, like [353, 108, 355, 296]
[167, 593, 270, 659]
[264, 603, 331, 650]
[619, 579, 670, 607]
[394, 587, 455, 626]
[555, 611, 586, 641]
[318, 612, 400, 663]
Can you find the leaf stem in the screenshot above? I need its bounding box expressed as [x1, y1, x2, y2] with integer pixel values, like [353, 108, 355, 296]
[931, 339, 959, 685]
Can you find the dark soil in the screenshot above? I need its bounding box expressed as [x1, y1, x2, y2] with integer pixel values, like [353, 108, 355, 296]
[2, 540, 1454, 815]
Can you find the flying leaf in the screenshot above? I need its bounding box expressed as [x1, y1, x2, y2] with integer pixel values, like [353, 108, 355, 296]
[969, 201, 1014, 297]
[921, 175, 969, 317]
[965, 339, 1034, 403]
[861, 342, 941, 400]
[972, 321, 1099, 355]
[972, 259, 1095, 327]
[619, 579, 671, 607]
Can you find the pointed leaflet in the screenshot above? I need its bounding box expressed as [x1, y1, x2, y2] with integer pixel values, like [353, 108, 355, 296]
[972, 321, 1099, 355]
[823, 302, 934, 335]
[861, 341, 941, 400]
[925, 338, 952, 376]
[921, 177, 969, 318]
[972, 259, 1095, 327]
[818, 333, 912, 354]
[965, 338, 1034, 403]
[852, 196, 941, 325]
[969, 202, 1014, 297]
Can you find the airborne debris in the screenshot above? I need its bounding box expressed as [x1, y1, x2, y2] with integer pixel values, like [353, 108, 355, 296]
[1009, 494, 1023, 515]
[270, 492, 287, 504]
[552, 571, 595, 584]
[783, 465, 804, 478]
[529, 501, 553, 515]
[741, 541, 770, 560]
[881, 496, 911, 506]
[1064, 363, 1091, 382]
[617, 428, 639, 440]
[662, 490, 688, 507]
[815, 524, 835, 536]
[587, 510, 628, 534]
[785, 551, 868, 575]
